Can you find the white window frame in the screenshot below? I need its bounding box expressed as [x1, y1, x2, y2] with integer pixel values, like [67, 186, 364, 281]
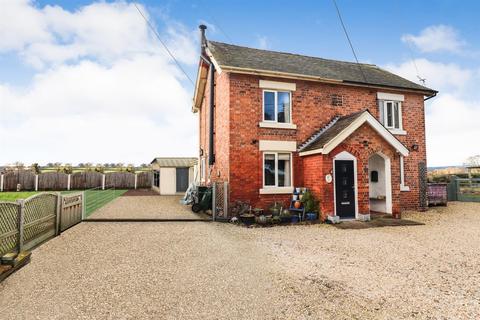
[400, 155, 410, 191]
[262, 90, 292, 124]
[382, 100, 403, 130]
[261, 152, 293, 194]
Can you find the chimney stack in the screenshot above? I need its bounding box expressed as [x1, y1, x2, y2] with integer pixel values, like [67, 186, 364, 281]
[199, 24, 207, 51]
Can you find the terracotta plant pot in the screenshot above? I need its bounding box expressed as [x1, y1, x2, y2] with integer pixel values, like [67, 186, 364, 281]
[294, 201, 302, 209]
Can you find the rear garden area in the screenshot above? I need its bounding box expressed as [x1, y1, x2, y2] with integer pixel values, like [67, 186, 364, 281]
[0, 202, 479, 319]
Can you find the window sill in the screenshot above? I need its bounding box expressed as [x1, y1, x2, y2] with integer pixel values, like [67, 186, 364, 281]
[400, 185, 410, 192]
[259, 187, 294, 195]
[259, 122, 297, 130]
[388, 129, 407, 135]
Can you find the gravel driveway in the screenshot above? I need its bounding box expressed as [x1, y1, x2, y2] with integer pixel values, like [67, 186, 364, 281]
[87, 195, 206, 220]
[1, 202, 479, 319]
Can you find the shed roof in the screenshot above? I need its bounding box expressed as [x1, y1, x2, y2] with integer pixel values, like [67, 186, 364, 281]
[150, 157, 197, 167]
[208, 41, 436, 94]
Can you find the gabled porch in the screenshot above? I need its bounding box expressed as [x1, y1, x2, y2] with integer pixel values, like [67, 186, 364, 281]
[298, 110, 409, 221]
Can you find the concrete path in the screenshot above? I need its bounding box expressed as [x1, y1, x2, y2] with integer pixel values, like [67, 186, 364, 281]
[87, 195, 207, 220]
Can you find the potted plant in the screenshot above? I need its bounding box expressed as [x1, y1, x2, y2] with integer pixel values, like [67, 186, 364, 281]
[232, 201, 255, 226]
[279, 209, 292, 223]
[302, 190, 320, 221]
[269, 202, 282, 216]
[256, 215, 267, 225]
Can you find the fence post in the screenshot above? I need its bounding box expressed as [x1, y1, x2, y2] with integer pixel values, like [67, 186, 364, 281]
[0, 173, 3, 192]
[134, 173, 138, 189]
[212, 183, 216, 221]
[16, 199, 25, 253]
[102, 174, 106, 190]
[35, 174, 39, 191]
[81, 191, 86, 220]
[67, 174, 71, 191]
[55, 193, 62, 236]
[223, 181, 228, 218]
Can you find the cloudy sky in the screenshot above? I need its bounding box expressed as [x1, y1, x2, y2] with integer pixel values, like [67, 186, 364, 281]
[0, 0, 478, 167]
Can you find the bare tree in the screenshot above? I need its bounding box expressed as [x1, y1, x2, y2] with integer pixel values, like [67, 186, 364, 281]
[464, 155, 480, 168]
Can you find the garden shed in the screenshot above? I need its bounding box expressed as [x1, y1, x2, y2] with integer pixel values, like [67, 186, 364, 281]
[150, 157, 197, 195]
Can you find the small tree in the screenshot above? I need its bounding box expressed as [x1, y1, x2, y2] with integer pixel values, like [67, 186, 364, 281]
[301, 190, 320, 213]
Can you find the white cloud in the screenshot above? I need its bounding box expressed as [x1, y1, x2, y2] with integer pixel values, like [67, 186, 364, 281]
[401, 25, 465, 54]
[426, 94, 480, 166]
[384, 59, 472, 94]
[385, 59, 480, 166]
[0, 1, 197, 69]
[0, 1, 198, 165]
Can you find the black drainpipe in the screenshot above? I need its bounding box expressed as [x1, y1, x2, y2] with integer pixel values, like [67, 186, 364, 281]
[199, 24, 215, 166]
[208, 63, 215, 165]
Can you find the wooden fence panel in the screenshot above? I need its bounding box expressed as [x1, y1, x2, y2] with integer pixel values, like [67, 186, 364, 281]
[70, 172, 103, 189]
[136, 171, 152, 188]
[60, 193, 83, 231]
[38, 172, 68, 190]
[105, 172, 135, 189]
[3, 171, 36, 191]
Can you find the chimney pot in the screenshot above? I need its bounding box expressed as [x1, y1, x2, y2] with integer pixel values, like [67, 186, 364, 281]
[199, 24, 207, 50]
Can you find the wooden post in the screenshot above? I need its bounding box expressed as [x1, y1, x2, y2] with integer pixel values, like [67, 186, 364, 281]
[67, 174, 71, 191]
[55, 193, 62, 236]
[81, 191, 86, 220]
[134, 173, 138, 190]
[35, 174, 39, 191]
[212, 183, 216, 221]
[102, 174, 106, 190]
[0, 173, 3, 192]
[16, 199, 25, 253]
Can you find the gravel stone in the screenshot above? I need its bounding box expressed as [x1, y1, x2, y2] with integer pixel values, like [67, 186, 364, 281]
[0, 202, 479, 319]
[87, 195, 206, 220]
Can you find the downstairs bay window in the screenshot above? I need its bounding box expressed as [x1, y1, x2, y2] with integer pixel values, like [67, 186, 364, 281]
[261, 152, 293, 194]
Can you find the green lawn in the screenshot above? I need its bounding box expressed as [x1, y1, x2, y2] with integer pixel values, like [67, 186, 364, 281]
[0, 191, 42, 202]
[0, 189, 128, 216]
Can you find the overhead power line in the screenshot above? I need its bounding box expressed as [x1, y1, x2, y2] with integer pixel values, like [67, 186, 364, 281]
[134, 3, 194, 85]
[332, 0, 367, 83]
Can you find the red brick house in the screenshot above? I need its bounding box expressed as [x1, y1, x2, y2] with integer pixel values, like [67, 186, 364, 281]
[193, 25, 437, 221]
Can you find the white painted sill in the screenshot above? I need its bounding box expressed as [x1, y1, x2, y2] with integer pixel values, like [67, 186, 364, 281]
[388, 128, 407, 135]
[259, 187, 294, 195]
[259, 122, 297, 130]
[400, 185, 410, 192]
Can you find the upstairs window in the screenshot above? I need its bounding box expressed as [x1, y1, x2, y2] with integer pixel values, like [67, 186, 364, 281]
[263, 90, 291, 123]
[380, 100, 402, 130]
